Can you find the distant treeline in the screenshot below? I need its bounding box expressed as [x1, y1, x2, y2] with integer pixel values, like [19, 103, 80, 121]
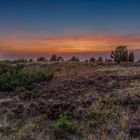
[1, 46, 136, 63]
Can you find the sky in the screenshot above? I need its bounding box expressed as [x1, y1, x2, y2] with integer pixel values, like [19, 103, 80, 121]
[0, 0, 140, 60]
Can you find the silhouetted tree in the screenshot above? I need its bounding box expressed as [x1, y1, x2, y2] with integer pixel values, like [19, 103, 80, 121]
[50, 55, 57, 61]
[111, 45, 128, 63]
[29, 59, 33, 62]
[105, 58, 113, 64]
[69, 56, 79, 61]
[89, 57, 96, 62]
[57, 56, 64, 62]
[37, 56, 46, 61]
[97, 57, 103, 63]
[129, 52, 134, 62]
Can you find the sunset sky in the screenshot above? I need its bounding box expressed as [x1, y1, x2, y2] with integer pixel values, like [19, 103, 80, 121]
[0, 0, 140, 60]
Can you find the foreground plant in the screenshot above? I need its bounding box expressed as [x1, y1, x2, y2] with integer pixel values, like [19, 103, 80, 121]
[0, 64, 53, 91]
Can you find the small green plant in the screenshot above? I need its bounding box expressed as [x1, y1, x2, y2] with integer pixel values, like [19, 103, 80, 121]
[54, 114, 77, 133]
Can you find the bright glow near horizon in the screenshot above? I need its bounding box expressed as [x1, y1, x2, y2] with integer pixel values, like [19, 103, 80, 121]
[0, 35, 140, 57]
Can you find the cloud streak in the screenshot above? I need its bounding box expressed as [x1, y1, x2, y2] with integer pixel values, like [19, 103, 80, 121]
[1, 35, 140, 58]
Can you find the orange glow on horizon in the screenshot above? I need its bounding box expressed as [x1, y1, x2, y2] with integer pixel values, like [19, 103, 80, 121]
[0, 35, 140, 56]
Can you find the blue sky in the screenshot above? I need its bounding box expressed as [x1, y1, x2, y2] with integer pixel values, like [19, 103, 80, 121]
[0, 0, 140, 37]
[1, 0, 140, 59]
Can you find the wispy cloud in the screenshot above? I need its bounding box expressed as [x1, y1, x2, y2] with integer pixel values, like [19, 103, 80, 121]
[1, 35, 140, 58]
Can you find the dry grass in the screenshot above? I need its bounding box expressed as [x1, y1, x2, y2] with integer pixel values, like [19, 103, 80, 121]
[0, 62, 140, 140]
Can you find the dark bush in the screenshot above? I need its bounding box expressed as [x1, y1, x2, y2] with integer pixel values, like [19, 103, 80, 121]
[97, 57, 103, 63]
[50, 55, 57, 61]
[69, 56, 79, 62]
[57, 56, 64, 62]
[111, 45, 128, 63]
[37, 56, 46, 61]
[105, 58, 113, 63]
[129, 52, 135, 62]
[89, 57, 96, 62]
[29, 59, 33, 62]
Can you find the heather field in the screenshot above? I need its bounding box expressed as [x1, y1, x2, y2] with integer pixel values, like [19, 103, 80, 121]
[1, 0, 140, 139]
[0, 61, 140, 140]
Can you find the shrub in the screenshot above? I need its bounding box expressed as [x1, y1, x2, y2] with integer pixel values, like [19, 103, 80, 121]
[0, 64, 53, 91]
[37, 56, 46, 61]
[129, 52, 135, 62]
[50, 54, 57, 61]
[53, 114, 77, 138]
[97, 57, 103, 63]
[29, 59, 33, 62]
[89, 57, 96, 62]
[57, 56, 64, 62]
[105, 58, 113, 63]
[111, 45, 128, 63]
[69, 56, 79, 62]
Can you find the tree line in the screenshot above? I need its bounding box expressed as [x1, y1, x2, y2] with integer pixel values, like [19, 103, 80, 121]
[13, 45, 135, 63]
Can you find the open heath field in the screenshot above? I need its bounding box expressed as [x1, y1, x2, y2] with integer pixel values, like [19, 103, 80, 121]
[0, 61, 140, 140]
